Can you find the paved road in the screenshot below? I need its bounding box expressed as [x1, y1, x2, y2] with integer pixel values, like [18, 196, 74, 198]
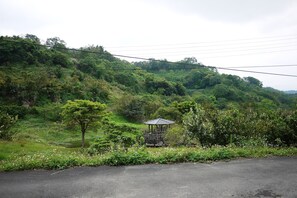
[0, 157, 297, 198]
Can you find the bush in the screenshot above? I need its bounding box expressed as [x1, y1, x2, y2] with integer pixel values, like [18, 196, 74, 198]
[153, 106, 182, 122]
[182, 107, 214, 147]
[164, 125, 191, 146]
[116, 95, 145, 122]
[0, 105, 30, 119]
[88, 122, 143, 154]
[104, 148, 151, 166]
[52, 51, 70, 67]
[0, 112, 17, 140]
[88, 136, 112, 155]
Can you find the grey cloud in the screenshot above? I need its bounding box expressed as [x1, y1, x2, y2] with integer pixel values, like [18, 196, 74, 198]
[149, 0, 296, 23]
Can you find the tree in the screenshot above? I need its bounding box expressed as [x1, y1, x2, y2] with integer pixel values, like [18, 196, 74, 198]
[46, 37, 66, 50]
[244, 76, 263, 87]
[62, 100, 107, 147]
[25, 34, 41, 44]
[117, 95, 145, 122]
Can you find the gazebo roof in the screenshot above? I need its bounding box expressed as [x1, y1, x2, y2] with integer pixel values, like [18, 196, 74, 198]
[144, 118, 175, 125]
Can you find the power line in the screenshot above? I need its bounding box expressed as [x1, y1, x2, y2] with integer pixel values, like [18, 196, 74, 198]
[106, 34, 297, 49]
[121, 43, 297, 56]
[225, 64, 297, 69]
[109, 39, 297, 53]
[215, 67, 297, 78]
[1, 38, 297, 78]
[112, 47, 297, 61]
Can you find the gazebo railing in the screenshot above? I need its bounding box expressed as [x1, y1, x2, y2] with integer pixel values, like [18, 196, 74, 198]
[144, 129, 165, 146]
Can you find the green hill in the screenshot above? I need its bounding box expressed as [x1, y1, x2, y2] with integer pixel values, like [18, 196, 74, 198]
[1, 36, 295, 111]
[0, 35, 296, 148]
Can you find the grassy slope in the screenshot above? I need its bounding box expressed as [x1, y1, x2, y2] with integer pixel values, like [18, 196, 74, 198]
[0, 113, 146, 158]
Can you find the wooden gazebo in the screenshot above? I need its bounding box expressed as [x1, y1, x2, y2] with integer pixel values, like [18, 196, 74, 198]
[144, 118, 175, 146]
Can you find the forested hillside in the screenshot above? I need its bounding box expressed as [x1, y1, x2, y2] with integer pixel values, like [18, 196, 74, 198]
[0, 35, 296, 148]
[1, 36, 295, 110]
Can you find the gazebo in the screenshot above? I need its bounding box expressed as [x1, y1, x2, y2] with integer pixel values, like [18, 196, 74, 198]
[144, 118, 175, 146]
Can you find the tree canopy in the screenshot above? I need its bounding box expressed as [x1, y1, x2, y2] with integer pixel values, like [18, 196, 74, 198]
[62, 100, 107, 147]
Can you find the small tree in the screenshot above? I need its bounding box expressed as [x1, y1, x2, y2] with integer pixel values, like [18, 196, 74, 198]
[62, 100, 106, 147]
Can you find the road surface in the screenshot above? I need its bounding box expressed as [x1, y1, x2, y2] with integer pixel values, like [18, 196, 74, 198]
[0, 157, 297, 198]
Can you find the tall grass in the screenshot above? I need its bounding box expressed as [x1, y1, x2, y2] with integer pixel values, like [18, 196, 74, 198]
[1, 145, 297, 171]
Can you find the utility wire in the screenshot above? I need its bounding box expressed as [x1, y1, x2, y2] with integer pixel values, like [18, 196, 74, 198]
[225, 64, 297, 69]
[106, 34, 297, 49]
[123, 43, 297, 56]
[215, 67, 297, 77]
[109, 39, 297, 53]
[1, 38, 297, 78]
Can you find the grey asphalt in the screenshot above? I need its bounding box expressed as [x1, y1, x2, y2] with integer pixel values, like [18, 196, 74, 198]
[0, 157, 297, 198]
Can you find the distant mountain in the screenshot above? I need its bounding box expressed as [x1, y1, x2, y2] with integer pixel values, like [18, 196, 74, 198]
[284, 90, 297, 94]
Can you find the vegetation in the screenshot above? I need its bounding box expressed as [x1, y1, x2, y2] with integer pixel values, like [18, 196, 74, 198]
[61, 100, 107, 147]
[0, 35, 296, 171]
[1, 146, 297, 171]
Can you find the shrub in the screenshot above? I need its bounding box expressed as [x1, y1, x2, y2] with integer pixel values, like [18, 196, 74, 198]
[88, 122, 143, 154]
[88, 136, 112, 155]
[0, 105, 30, 119]
[182, 107, 214, 147]
[164, 125, 191, 146]
[116, 95, 145, 122]
[0, 112, 17, 140]
[104, 148, 151, 166]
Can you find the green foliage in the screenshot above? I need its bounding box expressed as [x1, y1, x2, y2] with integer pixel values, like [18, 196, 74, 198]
[173, 101, 197, 114]
[212, 84, 242, 102]
[213, 109, 247, 145]
[153, 106, 182, 121]
[45, 37, 66, 50]
[244, 76, 263, 87]
[52, 51, 70, 67]
[1, 142, 297, 171]
[0, 36, 41, 65]
[36, 103, 63, 121]
[62, 100, 107, 147]
[0, 105, 32, 119]
[103, 148, 151, 166]
[103, 122, 143, 148]
[184, 68, 221, 89]
[116, 95, 145, 122]
[0, 35, 297, 170]
[0, 148, 104, 171]
[88, 136, 111, 154]
[88, 121, 143, 154]
[0, 112, 17, 140]
[183, 107, 214, 147]
[144, 76, 186, 96]
[164, 125, 192, 146]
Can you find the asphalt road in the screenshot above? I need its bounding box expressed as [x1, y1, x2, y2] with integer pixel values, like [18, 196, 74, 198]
[0, 157, 297, 198]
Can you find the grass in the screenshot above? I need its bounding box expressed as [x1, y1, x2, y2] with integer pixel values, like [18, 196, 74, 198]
[10, 115, 105, 147]
[0, 140, 76, 160]
[1, 144, 297, 171]
[108, 114, 146, 130]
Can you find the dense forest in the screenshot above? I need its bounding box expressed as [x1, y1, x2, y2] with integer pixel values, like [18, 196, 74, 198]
[0, 35, 296, 149]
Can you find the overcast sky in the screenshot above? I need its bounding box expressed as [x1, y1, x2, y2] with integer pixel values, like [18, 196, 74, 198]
[1, 0, 297, 90]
